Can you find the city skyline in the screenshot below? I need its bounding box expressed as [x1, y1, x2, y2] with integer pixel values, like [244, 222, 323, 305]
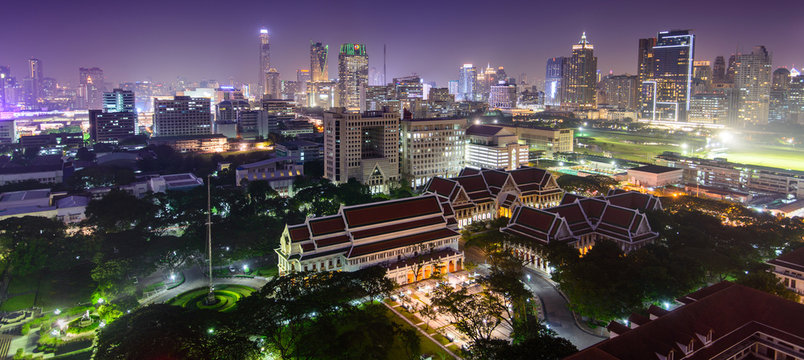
[2, 0, 803, 88]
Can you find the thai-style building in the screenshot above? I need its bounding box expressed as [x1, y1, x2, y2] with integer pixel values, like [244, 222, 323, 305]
[423, 167, 563, 228]
[276, 195, 464, 284]
[501, 191, 661, 274]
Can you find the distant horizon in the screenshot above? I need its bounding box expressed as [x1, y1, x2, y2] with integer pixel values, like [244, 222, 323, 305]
[2, 0, 802, 88]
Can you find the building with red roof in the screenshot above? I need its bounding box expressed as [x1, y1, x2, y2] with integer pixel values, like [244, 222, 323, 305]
[568, 282, 804, 360]
[276, 195, 464, 284]
[768, 247, 804, 303]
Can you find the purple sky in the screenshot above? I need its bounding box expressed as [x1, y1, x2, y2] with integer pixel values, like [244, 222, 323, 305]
[2, 0, 803, 88]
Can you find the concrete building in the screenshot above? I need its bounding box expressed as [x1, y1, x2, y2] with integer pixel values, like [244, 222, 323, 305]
[464, 124, 528, 171]
[337, 43, 369, 111]
[265, 68, 281, 99]
[497, 124, 574, 154]
[569, 282, 804, 360]
[545, 57, 566, 106]
[563, 33, 597, 109]
[307, 81, 337, 109]
[734, 46, 772, 126]
[458, 64, 478, 102]
[488, 83, 517, 109]
[275, 140, 323, 164]
[769, 247, 804, 303]
[276, 195, 464, 284]
[0, 189, 90, 224]
[688, 93, 729, 124]
[310, 41, 329, 82]
[78, 67, 105, 110]
[153, 96, 212, 137]
[148, 134, 227, 153]
[400, 117, 466, 188]
[0, 156, 65, 185]
[323, 110, 399, 194]
[235, 157, 303, 196]
[639, 30, 695, 122]
[597, 74, 638, 111]
[627, 164, 683, 187]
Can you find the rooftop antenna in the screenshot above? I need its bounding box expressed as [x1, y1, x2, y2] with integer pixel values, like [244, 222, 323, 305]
[383, 44, 387, 85]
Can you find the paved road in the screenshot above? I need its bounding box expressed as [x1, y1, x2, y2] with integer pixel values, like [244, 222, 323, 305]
[140, 267, 269, 305]
[523, 268, 606, 350]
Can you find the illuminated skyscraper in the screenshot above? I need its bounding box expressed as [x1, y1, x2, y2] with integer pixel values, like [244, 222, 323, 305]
[78, 67, 105, 109]
[692, 60, 712, 94]
[103, 88, 135, 113]
[488, 83, 517, 109]
[458, 64, 478, 102]
[636, 38, 656, 106]
[337, 43, 369, 111]
[91, 89, 137, 143]
[310, 41, 329, 82]
[259, 28, 271, 95]
[564, 33, 597, 109]
[639, 30, 695, 121]
[23, 58, 42, 106]
[545, 57, 566, 106]
[265, 68, 281, 99]
[296, 69, 311, 104]
[153, 96, 212, 136]
[0, 66, 8, 111]
[597, 75, 638, 111]
[713, 56, 727, 83]
[734, 46, 772, 126]
[769, 67, 790, 123]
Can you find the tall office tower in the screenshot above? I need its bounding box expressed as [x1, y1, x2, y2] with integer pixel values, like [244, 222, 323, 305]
[734, 46, 772, 126]
[458, 64, 478, 102]
[78, 67, 105, 109]
[90, 89, 137, 143]
[103, 89, 135, 113]
[0, 66, 7, 111]
[153, 96, 212, 136]
[307, 81, 337, 109]
[769, 67, 790, 123]
[488, 83, 517, 109]
[323, 110, 399, 193]
[24, 58, 42, 106]
[265, 68, 281, 99]
[296, 69, 311, 95]
[259, 28, 271, 95]
[545, 57, 566, 106]
[726, 55, 736, 83]
[639, 30, 695, 121]
[597, 75, 639, 110]
[337, 43, 369, 111]
[692, 61, 712, 94]
[636, 37, 657, 106]
[393, 75, 423, 99]
[688, 93, 729, 124]
[788, 74, 804, 124]
[400, 117, 465, 188]
[310, 42, 329, 82]
[713, 56, 727, 83]
[448, 80, 459, 96]
[563, 33, 597, 109]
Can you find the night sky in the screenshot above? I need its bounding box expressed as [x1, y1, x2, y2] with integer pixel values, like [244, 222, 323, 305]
[3, 0, 803, 88]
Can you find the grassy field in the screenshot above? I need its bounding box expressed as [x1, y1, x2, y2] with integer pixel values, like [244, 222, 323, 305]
[167, 284, 255, 312]
[712, 145, 804, 171]
[1, 266, 96, 312]
[378, 305, 456, 359]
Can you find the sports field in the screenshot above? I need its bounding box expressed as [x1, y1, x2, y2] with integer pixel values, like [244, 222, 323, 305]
[711, 146, 804, 171]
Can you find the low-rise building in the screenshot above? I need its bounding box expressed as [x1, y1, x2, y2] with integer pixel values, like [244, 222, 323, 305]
[569, 282, 804, 360]
[148, 134, 228, 153]
[0, 189, 90, 224]
[275, 140, 323, 163]
[235, 157, 303, 196]
[768, 247, 804, 303]
[627, 164, 683, 187]
[424, 167, 563, 228]
[276, 195, 464, 284]
[498, 124, 574, 154]
[88, 173, 204, 199]
[502, 191, 661, 274]
[19, 132, 84, 149]
[0, 156, 67, 186]
[464, 124, 528, 170]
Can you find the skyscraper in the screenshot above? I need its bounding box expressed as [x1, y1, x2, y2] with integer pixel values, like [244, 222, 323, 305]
[310, 42, 329, 82]
[726, 55, 737, 83]
[24, 58, 42, 106]
[769, 67, 790, 123]
[545, 57, 566, 106]
[0, 66, 7, 111]
[692, 61, 712, 94]
[637, 38, 657, 106]
[713, 56, 727, 83]
[597, 74, 638, 111]
[259, 28, 271, 95]
[296, 69, 311, 104]
[78, 67, 105, 109]
[458, 64, 478, 102]
[734, 46, 772, 126]
[563, 33, 597, 109]
[153, 96, 212, 136]
[337, 43, 369, 111]
[103, 88, 135, 113]
[90, 88, 138, 143]
[265, 68, 281, 99]
[639, 30, 695, 121]
[488, 83, 517, 109]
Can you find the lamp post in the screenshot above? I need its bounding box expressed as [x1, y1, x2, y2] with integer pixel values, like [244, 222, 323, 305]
[205, 174, 216, 305]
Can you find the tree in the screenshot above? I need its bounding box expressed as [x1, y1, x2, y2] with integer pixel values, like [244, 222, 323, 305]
[84, 189, 158, 234]
[481, 249, 531, 327]
[94, 304, 257, 360]
[0, 216, 73, 277]
[430, 284, 506, 344]
[354, 266, 396, 303]
[736, 264, 799, 302]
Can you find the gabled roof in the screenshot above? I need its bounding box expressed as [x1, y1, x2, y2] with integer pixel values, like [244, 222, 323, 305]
[502, 206, 571, 244]
[288, 224, 311, 242]
[605, 191, 662, 212]
[424, 177, 459, 198]
[767, 246, 804, 273]
[341, 195, 443, 228]
[308, 215, 346, 236]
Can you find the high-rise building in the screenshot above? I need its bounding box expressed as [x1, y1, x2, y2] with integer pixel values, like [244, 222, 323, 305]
[563, 33, 597, 109]
[153, 96, 212, 136]
[23, 58, 42, 106]
[637, 38, 657, 105]
[259, 28, 271, 95]
[713, 56, 727, 83]
[90, 89, 137, 143]
[0, 66, 7, 111]
[545, 57, 566, 106]
[323, 110, 399, 193]
[310, 42, 329, 82]
[393, 76, 423, 99]
[788, 74, 804, 124]
[296, 69, 311, 103]
[78, 67, 105, 109]
[726, 55, 737, 83]
[688, 93, 729, 124]
[337, 43, 369, 111]
[400, 117, 465, 188]
[448, 80, 459, 97]
[488, 83, 517, 109]
[458, 64, 478, 102]
[307, 81, 337, 109]
[597, 75, 638, 111]
[769, 67, 790, 123]
[265, 68, 281, 99]
[639, 30, 695, 121]
[692, 60, 712, 94]
[734, 46, 772, 126]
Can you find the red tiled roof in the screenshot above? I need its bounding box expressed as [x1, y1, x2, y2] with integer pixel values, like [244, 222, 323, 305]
[424, 177, 457, 198]
[561, 193, 586, 205]
[455, 174, 488, 193]
[568, 283, 804, 360]
[480, 169, 510, 192]
[514, 206, 558, 233]
[314, 234, 351, 248]
[308, 215, 346, 236]
[768, 246, 804, 273]
[347, 228, 459, 258]
[288, 224, 310, 242]
[509, 166, 549, 187]
[459, 168, 480, 176]
[606, 191, 660, 212]
[342, 196, 442, 228]
[301, 242, 314, 252]
[579, 198, 608, 220]
[599, 205, 637, 230]
[350, 216, 445, 240]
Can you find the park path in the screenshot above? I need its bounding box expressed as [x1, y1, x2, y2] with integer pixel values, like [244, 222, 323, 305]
[139, 267, 269, 305]
[383, 302, 461, 360]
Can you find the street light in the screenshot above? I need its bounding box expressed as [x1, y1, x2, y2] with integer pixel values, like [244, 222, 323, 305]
[97, 298, 105, 305]
[53, 309, 61, 315]
[526, 274, 531, 282]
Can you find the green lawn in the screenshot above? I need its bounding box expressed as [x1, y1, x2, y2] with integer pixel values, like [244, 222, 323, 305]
[1, 266, 95, 312]
[577, 129, 703, 162]
[0, 292, 36, 311]
[713, 145, 804, 171]
[167, 284, 255, 312]
[379, 305, 454, 359]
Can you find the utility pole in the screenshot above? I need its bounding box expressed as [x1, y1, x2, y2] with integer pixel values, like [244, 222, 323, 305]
[206, 174, 215, 304]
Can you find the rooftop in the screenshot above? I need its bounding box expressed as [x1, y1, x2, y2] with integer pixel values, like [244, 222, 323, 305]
[768, 246, 804, 274]
[0, 189, 51, 202]
[628, 164, 682, 174]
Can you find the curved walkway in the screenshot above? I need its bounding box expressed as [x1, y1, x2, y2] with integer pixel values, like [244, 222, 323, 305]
[523, 268, 606, 349]
[140, 267, 269, 305]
